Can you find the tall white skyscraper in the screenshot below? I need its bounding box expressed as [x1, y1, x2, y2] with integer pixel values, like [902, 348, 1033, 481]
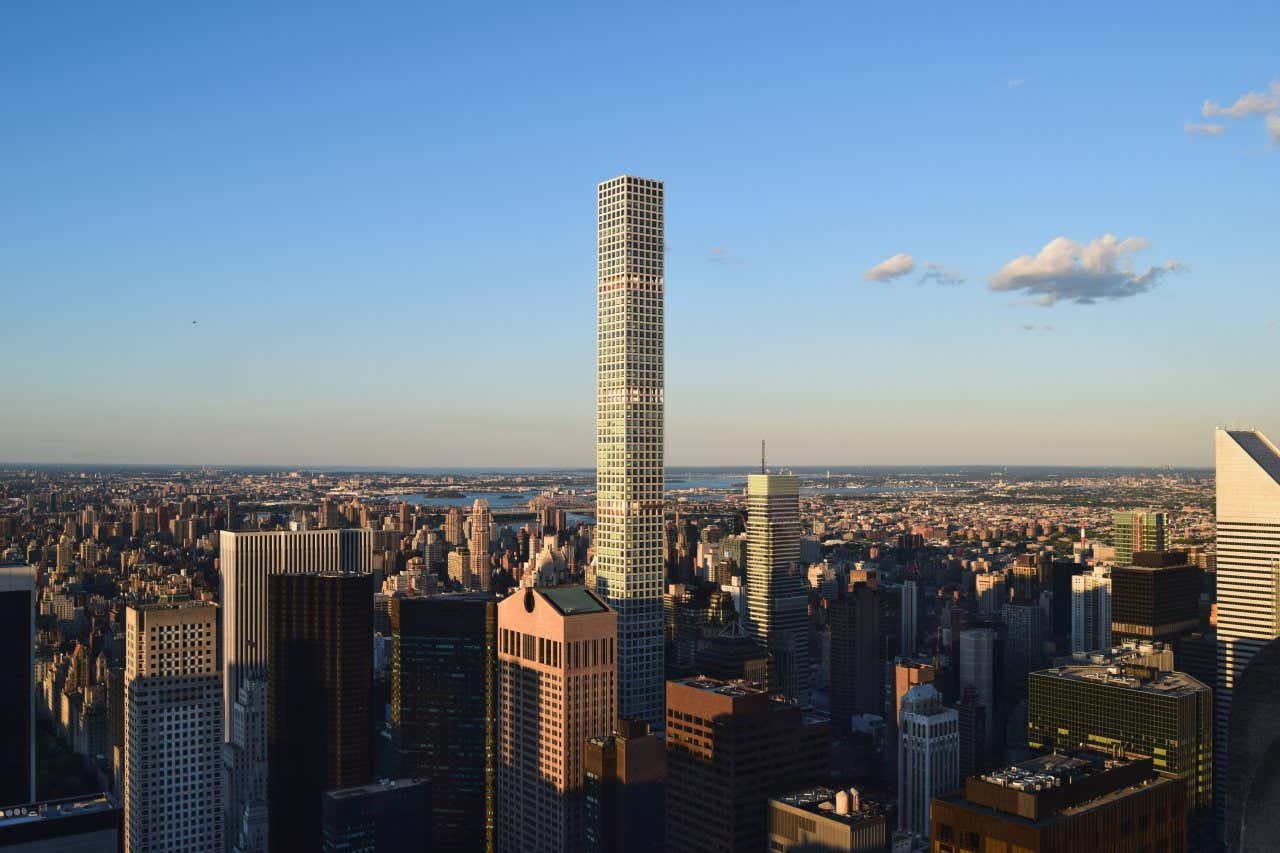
[124, 602, 223, 853]
[1214, 428, 1280, 831]
[897, 683, 959, 841]
[746, 471, 811, 705]
[595, 175, 665, 725]
[468, 498, 493, 592]
[1071, 566, 1112, 654]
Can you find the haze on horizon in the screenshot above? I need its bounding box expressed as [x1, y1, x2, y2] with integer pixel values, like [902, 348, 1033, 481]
[3, 3, 1277, 469]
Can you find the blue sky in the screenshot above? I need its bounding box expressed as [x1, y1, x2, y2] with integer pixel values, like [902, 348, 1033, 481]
[2, 1, 1277, 467]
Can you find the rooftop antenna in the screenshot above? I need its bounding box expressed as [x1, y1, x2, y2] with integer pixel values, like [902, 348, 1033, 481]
[761, 440, 767, 474]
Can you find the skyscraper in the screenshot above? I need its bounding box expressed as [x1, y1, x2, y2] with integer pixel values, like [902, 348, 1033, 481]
[665, 677, 830, 853]
[467, 498, 493, 592]
[583, 719, 666, 853]
[1214, 428, 1280, 843]
[1111, 551, 1202, 643]
[1071, 566, 1112, 654]
[0, 562, 35, 808]
[497, 586, 617, 852]
[901, 579, 919, 658]
[958, 627, 1002, 749]
[267, 572, 373, 853]
[321, 778, 431, 853]
[897, 683, 959, 842]
[390, 593, 497, 852]
[223, 677, 267, 853]
[746, 471, 811, 704]
[1112, 509, 1166, 567]
[123, 602, 223, 853]
[829, 581, 879, 733]
[595, 174, 666, 726]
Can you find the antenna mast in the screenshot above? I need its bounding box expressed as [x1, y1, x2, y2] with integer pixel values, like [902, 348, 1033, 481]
[761, 439, 766, 474]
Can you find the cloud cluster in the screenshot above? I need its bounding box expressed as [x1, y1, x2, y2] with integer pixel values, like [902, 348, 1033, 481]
[918, 262, 966, 286]
[1019, 324, 1054, 333]
[863, 253, 915, 282]
[1194, 82, 1280, 142]
[988, 235, 1183, 306]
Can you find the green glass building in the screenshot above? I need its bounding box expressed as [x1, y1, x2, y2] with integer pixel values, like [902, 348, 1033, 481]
[1027, 663, 1212, 814]
[1110, 510, 1166, 567]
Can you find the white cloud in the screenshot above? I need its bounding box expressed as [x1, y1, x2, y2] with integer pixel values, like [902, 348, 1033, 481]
[988, 235, 1184, 306]
[864, 253, 915, 282]
[1202, 83, 1280, 118]
[1184, 122, 1225, 136]
[918, 262, 966, 286]
[1269, 113, 1280, 142]
[1008, 78, 1025, 89]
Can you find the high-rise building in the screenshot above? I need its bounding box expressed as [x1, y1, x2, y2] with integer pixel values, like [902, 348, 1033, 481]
[829, 581, 880, 733]
[583, 719, 666, 853]
[1071, 567, 1112, 654]
[746, 471, 811, 705]
[1027, 662, 1212, 814]
[497, 586, 617, 853]
[123, 602, 223, 853]
[321, 778, 431, 853]
[0, 563, 35, 808]
[390, 593, 497, 853]
[1001, 601, 1044, 690]
[893, 660, 936, 733]
[767, 787, 888, 853]
[223, 676, 267, 853]
[0, 793, 121, 851]
[1214, 428, 1280, 840]
[467, 498, 493, 592]
[897, 683, 959, 842]
[974, 574, 1006, 616]
[595, 174, 666, 727]
[665, 677, 830, 853]
[902, 580, 919, 658]
[930, 752, 1186, 852]
[219, 529, 373, 739]
[267, 572, 373, 853]
[955, 684, 988, 779]
[1111, 551, 1201, 643]
[1112, 510, 1166, 567]
[958, 628, 1003, 750]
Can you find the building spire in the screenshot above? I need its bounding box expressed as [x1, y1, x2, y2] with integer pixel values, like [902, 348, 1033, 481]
[761, 439, 766, 474]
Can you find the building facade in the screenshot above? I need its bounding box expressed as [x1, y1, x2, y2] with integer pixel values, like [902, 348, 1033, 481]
[829, 581, 880, 733]
[1071, 567, 1112, 654]
[496, 586, 617, 853]
[583, 719, 665, 853]
[123, 602, 223, 853]
[1111, 552, 1201, 643]
[467, 499, 493, 592]
[266, 572, 373, 853]
[390, 593, 496, 853]
[1111, 510, 1166, 567]
[0, 563, 35, 808]
[594, 174, 666, 727]
[746, 472, 811, 704]
[665, 677, 830, 853]
[897, 683, 959, 842]
[768, 787, 888, 853]
[320, 778, 431, 853]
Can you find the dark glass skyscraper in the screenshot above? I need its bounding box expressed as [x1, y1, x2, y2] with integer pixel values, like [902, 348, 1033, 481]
[0, 563, 36, 808]
[390, 593, 497, 853]
[268, 572, 373, 853]
[829, 581, 879, 734]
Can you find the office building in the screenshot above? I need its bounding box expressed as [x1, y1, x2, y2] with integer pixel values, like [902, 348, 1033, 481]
[223, 677, 267, 853]
[955, 685, 988, 779]
[894, 660, 936, 732]
[1225, 635, 1280, 848]
[666, 677, 829, 853]
[0, 563, 35, 808]
[321, 778, 430, 853]
[595, 174, 666, 727]
[1027, 663, 1213, 813]
[958, 628, 1002, 748]
[497, 586, 617, 853]
[219, 528, 373, 738]
[467, 498, 493, 592]
[1002, 601, 1044, 689]
[1214, 427, 1280, 845]
[584, 719, 666, 853]
[768, 787, 888, 853]
[974, 574, 1006, 616]
[0, 793, 121, 851]
[829, 581, 880, 733]
[930, 752, 1186, 853]
[1071, 567, 1112, 654]
[123, 602, 223, 853]
[267, 573, 373, 853]
[897, 683, 959, 841]
[902, 580, 919, 658]
[390, 593, 496, 852]
[1111, 551, 1201, 643]
[746, 471, 811, 704]
[1112, 510, 1166, 567]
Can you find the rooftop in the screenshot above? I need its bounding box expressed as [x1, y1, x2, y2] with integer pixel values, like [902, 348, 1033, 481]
[324, 778, 429, 801]
[677, 676, 766, 698]
[1035, 664, 1208, 697]
[537, 585, 609, 616]
[773, 787, 886, 825]
[1226, 429, 1280, 484]
[0, 794, 118, 828]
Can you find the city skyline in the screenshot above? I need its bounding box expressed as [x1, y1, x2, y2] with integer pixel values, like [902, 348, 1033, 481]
[4, 4, 1279, 468]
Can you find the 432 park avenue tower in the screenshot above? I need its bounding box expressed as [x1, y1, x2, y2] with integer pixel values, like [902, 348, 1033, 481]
[595, 175, 665, 726]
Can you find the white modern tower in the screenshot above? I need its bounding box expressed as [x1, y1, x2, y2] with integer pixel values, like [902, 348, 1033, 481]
[746, 471, 812, 705]
[595, 175, 665, 726]
[1071, 566, 1112, 654]
[1214, 428, 1280, 827]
